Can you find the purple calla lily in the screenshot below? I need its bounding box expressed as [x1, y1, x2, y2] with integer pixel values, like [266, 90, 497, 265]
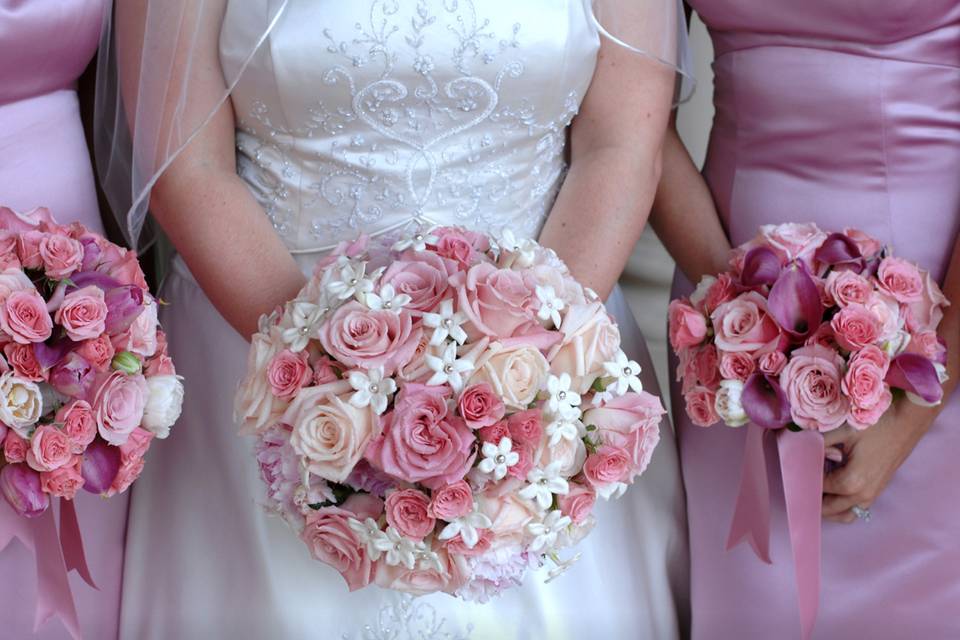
[741, 247, 782, 287]
[80, 237, 102, 272]
[104, 285, 145, 334]
[886, 353, 943, 405]
[81, 440, 122, 495]
[68, 271, 122, 293]
[33, 339, 73, 370]
[767, 262, 823, 339]
[814, 233, 863, 272]
[742, 373, 793, 429]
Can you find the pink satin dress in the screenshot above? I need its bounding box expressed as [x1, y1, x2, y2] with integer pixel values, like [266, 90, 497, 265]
[0, 1, 127, 638]
[674, 2, 960, 638]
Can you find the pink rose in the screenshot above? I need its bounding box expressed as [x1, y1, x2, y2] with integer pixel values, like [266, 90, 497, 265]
[311, 355, 343, 386]
[710, 292, 781, 355]
[825, 270, 872, 308]
[719, 351, 755, 382]
[877, 257, 924, 303]
[456, 262, 536, 340]
[864, 292, 902, 342]
[558, 482, 596, 525]
[380, 253, 456, 313]
[365, 384, 475, 489]
[57, 400, 97, 454]
[907, 331, 946, 362]
[3, 430, 28, 463]
[374, 547, 468, 596]
[266, 349, 312, 400]
[758, 351, 788, 375]
[105, 428, 155, 496]
[506, 442, 534, 480]
[479, 493, 538, 548]
[759, 223, 827, 265]
[429, 480, 474, 521]
[16, 231, 44, 269]
[319, 301, 421, 375]
[40, 457, 84, 499]
[117, 296, 158, 357]
[0, 290, 52, 344]
[4, 343, 45, 381]
[668, 300, 707, 351]
[684, 386, 720, 427]
[77, 335, 116, 371]
[93, 371, 148, 445]
[905, 271, 949, 333]
[385, 488, 436, 539]
[26, 424, 73, 472]
[583, 446, 631, 492]
[99, 246, 149, 290]
[582, 392, 663, 480]
[301, 506, 375, 591]
[830, 304, 881, 351]
[805, 323, 839, 350]
[506, 409, 543, 447]
[842, 349, 890, 427]
[39, 234, 83, 280]
[848, 389, 893, 430]
[547, 303, 621, 394]
[457, 383, 505, 430]
[433, 227, 487, 269]
[477, 420, 510, 445]
[0, 268, 32, 302]
[844, 228, 883, 257]
[443, 528, 493, 557]
[680, 344, 720, 394]
[55, 286, 108, 341]
[703, 272, 738, 314]
[780, 344, 849, 432]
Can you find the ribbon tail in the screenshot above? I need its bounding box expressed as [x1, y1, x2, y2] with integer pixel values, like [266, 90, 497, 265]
[31, 507, 82, 640]
[59, 499, 97, 589]
[778, 430, 824, 640]
[0, 498, 35, 552]
[726, 423, 772, 563]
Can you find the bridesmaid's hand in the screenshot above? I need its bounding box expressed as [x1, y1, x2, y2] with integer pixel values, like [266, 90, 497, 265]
[820, 399, 935, 523]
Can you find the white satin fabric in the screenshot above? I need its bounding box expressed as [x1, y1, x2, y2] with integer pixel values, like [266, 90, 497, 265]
[119, 2, 688, 638]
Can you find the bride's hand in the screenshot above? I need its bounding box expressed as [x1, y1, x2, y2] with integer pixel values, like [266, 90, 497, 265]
[821, 399, 935, 523]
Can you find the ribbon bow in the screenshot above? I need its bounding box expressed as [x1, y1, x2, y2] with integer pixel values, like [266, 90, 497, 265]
[726, 423, 825, 640]
[0, 498, 96, 640]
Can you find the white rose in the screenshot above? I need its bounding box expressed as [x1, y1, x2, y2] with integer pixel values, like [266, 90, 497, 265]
[142, 375, 185, 439]
[469, 343, 550, 411]
[547, 303, 620, 395]
[0, 373, 43, 437]
[714, 379, 749, 427]
[537, 436, 586, 478]
[235, 329, 283, 435]
[689, 275, 717, 308]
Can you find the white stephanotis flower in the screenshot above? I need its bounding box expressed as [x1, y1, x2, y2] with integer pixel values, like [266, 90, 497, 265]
[477, 437, 520, 481]
[392, 229, 438, 252]
[325, 260, 378, 301]
[281, 300, 325, 352]
[545, 552, 583, 584]
[495, 228, 537, 268]
[545, 414, 584, 447]
[364, 284, 411, 313]
[602, 350, 644, 396]
[527, 510, 572, 553]
[519, 462, 570, 510]
[373, 526, 424, 570]
[425, 342, 474, 391]
[347, 367, 396, 415]
[417, 550, 445, 572]
[545, 373, 581, 416]
[437, 507, 493, 549]
[422, 299, 468, 346]
[348, 517, 388, 561]
[535, 285, 565, 328]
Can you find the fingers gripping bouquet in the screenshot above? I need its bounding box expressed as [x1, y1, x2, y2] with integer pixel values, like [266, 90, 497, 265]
[668, 222, 948, 638]
[0, 206, 184, 637]
[236, 227, 665, 600]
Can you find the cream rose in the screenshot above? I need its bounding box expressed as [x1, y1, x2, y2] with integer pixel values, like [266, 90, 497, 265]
[285, 386, 380, 483]
[536, 435, 587, 478]
[0, 373, 43, 438]
[235, 330, 283, 435]
[469, 343, 549, 411]
[547, 302, 620, 394]
[714, 379, 748, 427]
[142, 374, 185, 439]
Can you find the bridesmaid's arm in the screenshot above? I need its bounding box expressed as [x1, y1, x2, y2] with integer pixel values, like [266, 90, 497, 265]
[118, 0, 305, 340]
[648, 121, 731, 283]
[538, 35, 675, 300]
[822, 233, 960, 522]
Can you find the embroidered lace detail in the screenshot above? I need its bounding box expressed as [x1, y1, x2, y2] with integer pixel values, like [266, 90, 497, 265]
[343, 594, 473, 640]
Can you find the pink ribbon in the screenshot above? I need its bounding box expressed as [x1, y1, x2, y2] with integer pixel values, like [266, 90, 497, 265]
[0, 498, 95, 640]
[726, 424, 825, 640]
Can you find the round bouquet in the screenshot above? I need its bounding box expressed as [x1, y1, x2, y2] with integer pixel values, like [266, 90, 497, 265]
[0, 207, 184, 516]
[236, 227, 665, 600]
[670, 222, 947, 432]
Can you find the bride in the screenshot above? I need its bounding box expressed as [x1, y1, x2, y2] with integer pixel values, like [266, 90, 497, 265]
[100, 1, 689, 637]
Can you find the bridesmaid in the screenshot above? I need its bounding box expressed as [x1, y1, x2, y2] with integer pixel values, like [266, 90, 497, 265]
[652, 2, 960, 638]
[0, 1, 127, 638]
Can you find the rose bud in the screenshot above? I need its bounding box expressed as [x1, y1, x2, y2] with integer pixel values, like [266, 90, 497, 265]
[0, 463, 50, 518]
[81, 439, 122, 495]
[111, 351, 143, 376]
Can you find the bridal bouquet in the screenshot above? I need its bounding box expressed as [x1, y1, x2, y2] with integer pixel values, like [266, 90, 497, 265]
[0, 207, 184, 517]
[670, 222, 947, 432]
[237, 227, 665, 600]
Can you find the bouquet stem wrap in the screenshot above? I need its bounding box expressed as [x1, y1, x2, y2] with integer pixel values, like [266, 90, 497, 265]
[0, 498, 95, 640]
[727, 424, 824, 640]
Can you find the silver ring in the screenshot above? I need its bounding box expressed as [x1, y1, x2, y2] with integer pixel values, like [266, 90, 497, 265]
[852, 505, 872, 522]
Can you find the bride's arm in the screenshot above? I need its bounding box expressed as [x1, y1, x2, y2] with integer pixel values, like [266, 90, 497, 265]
[118, 0, 305, 340]
[537, 36, 675, 300]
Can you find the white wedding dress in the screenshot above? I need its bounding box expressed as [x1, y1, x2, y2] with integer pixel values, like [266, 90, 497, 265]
[119, 2, 688, 638]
